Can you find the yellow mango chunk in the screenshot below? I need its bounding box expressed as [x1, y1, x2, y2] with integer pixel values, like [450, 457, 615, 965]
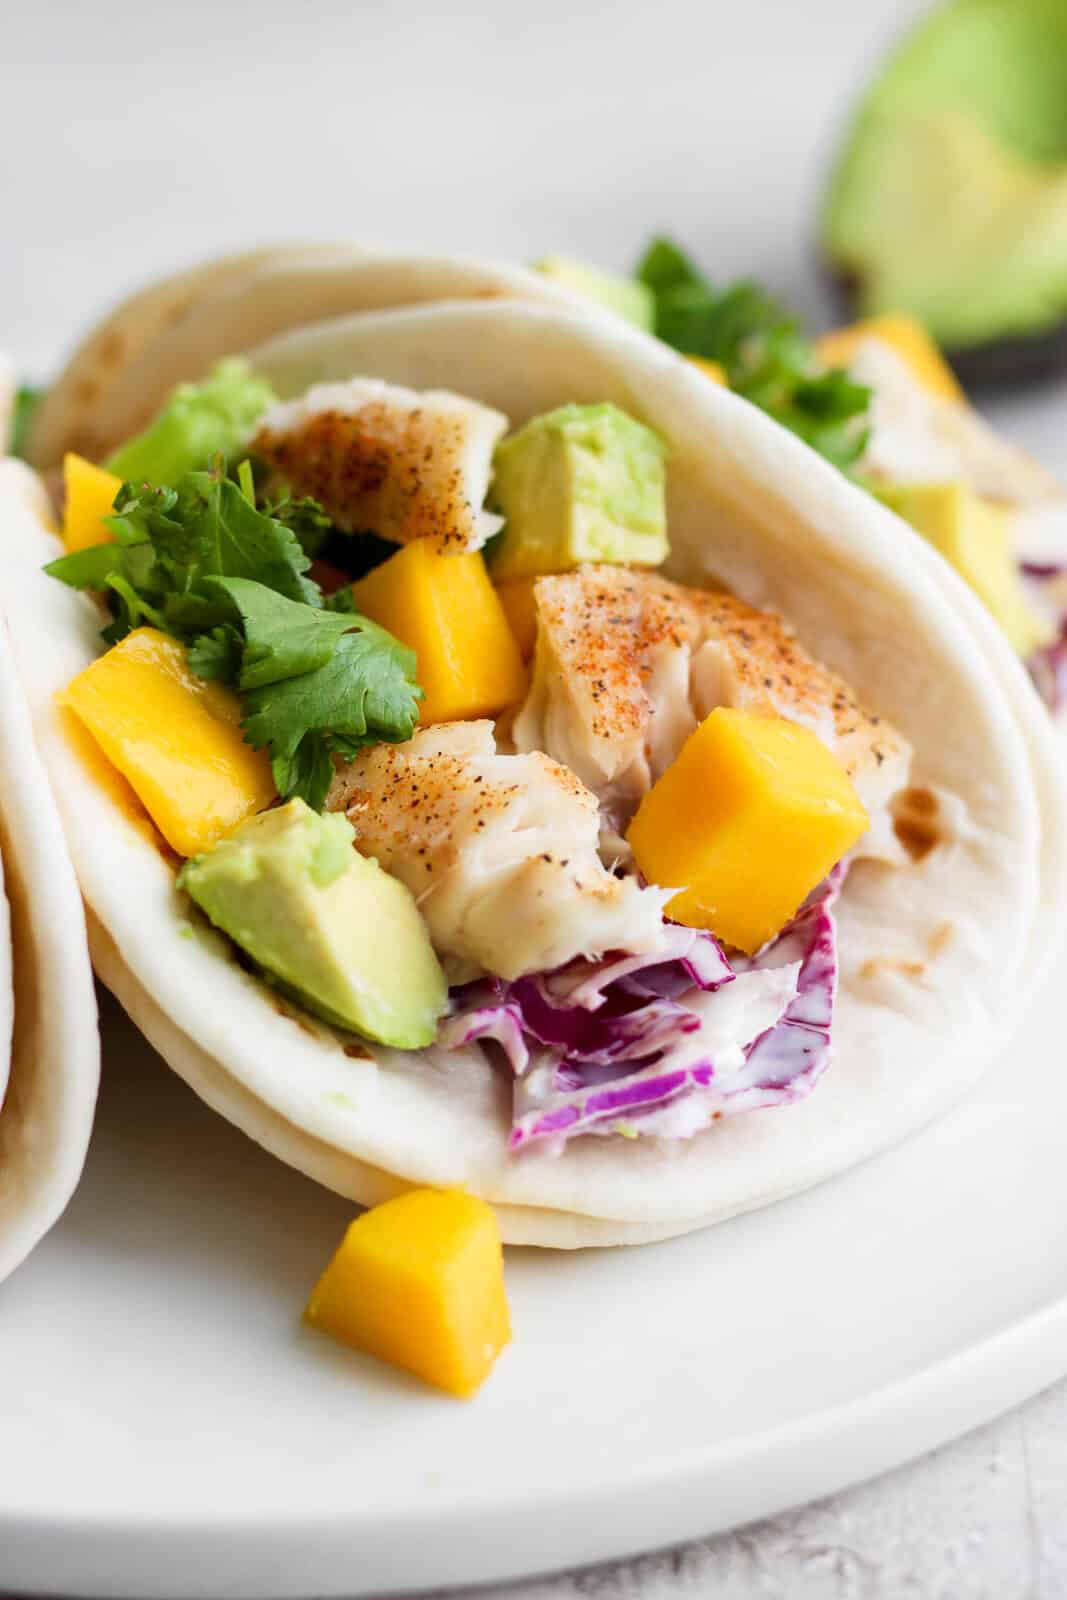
[59, 628, 276, 858]
[686, 356, 728, 386]
[63, 453, 124, 553]
[878, 481, 1053, 658]
[815, 314, 964, 404]
[494, 575, 540, 660]
[354, 544, 527, 724]
[305, 1189, 511, 1398]
[627, 708, 868, 954]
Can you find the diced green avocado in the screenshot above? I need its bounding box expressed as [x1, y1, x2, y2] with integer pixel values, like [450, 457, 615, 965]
[535, 257, 655, 331]
[105, 359, 276, 485]
[177, 799, 447, 1049]
[489, 403, 668, 582]
[822, 0, 1067, 377]
[878, 480, 1053, 657]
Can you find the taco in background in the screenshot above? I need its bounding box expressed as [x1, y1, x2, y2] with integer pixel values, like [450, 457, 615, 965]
[0, 541, 98, 1282]
[5, 286, 1064, 1248]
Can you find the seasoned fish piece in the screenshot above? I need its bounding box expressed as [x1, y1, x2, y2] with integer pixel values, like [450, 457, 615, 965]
[849, 339, 1062, 505]
[513, 565, 912, 861]
[253, 379, 507, 551]
[327, 722, 667, 982]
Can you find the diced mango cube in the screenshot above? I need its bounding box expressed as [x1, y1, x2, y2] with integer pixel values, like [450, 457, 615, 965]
[354, 544, 527, 724]
[687, 356, 728, 386]
[815, 315, 964, 404]
[58, 628, 276, 858]
[63, 453, 124, 553]
[305, 1189, 511, 1397]
[627, 708, 868, 954]
[494, 575, 540, 660]
[878, 481, 1053, 657]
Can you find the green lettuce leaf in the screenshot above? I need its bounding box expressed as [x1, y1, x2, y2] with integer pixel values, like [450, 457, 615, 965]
[104, 359, 276, 486]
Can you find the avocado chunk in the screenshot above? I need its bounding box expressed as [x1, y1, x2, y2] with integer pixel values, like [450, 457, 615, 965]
[105, 358, 276, 485]
[535, 257, 655, 331]
[489, 403, 668, 582]
[878, 480, 1053, 657]
[822, 0, 1067, 382]
[177, 798, 447, 1049]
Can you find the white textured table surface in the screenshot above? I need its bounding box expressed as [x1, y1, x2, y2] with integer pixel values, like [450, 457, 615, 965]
[4, 0, 1067, 1593]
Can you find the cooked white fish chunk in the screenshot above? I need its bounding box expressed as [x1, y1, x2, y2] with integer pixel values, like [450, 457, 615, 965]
[327, 721, 668, 982]
[253, 379, 507, 551]
[848, 339, 1062, 506]
[513, 565, 912, 862]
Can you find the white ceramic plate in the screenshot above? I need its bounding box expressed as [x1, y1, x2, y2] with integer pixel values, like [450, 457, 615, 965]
[2, 952, 1066, 1598]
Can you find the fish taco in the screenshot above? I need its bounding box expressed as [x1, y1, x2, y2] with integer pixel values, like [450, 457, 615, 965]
[4, 282, 1064, 1247]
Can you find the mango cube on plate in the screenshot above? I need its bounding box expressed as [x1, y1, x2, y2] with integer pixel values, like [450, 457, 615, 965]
[627, 707, 868, 954]
[305, 1189, 511, 1398]
[354, 544, 527, 724]
[59, 627, 276, 858]
[62, 453, 123, 553]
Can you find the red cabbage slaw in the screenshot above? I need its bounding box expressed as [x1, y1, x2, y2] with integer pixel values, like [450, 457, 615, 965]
[1022, 562, 1067, 712]
[440, 871, 842, 1151]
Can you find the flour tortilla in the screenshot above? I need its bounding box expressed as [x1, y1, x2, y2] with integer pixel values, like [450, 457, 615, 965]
[0, 593, 99, 1281]
[3, 300, 1063, 1248]
[23, 247, 574, 471]
[23, 243, 385, 470]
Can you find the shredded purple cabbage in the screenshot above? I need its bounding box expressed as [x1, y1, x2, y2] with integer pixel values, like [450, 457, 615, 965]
[439, 872, 842, 1151]
[1028, 621, 1067, 712]
[1021, 564, 1067, 711]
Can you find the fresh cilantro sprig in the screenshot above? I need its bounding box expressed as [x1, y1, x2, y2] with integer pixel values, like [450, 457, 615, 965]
[637, 237, 871, 472]
[46, 465, 420, 812]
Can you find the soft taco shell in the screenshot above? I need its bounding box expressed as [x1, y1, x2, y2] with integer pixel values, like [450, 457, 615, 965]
[24, 247, 572, 470]
[3, 301, 1061, 1246]
[0, 577, 99, 1282]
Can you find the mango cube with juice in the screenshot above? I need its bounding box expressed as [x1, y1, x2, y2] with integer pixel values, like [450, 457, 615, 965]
[353, 543, 527, 724]
[59, 627, 276, 857]
[627, 707, 868, 954]
[305, 1188, 511, 1397]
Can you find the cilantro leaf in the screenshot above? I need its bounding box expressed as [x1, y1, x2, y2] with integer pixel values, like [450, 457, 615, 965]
[44, 462, 423, 810]
[636, 235, 871, 472]
[47, 466, 324, 647]
[263, 492, 333, 560]
[186, 625, 244, 682]
[45, 542, 125, 589]
[237, 602, 421, 811]
[114, 472, 320, 608]
[203, 578, 356, 688]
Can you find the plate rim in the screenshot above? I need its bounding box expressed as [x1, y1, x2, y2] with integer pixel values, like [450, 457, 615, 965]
[3, 1291, 1065, 1597]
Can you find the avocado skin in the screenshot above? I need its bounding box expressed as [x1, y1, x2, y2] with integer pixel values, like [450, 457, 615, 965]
[824, 264, 1067, 392]
[946, 321, 1067, 391]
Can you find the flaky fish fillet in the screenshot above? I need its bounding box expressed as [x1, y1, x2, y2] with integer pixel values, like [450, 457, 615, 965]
[253, 378, 507, 550]
[327, 721, 668, 982]
[513, 565, 912, 860]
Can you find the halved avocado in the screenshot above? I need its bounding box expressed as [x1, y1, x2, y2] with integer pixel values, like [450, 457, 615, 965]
[822, 0, 1067, 386]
